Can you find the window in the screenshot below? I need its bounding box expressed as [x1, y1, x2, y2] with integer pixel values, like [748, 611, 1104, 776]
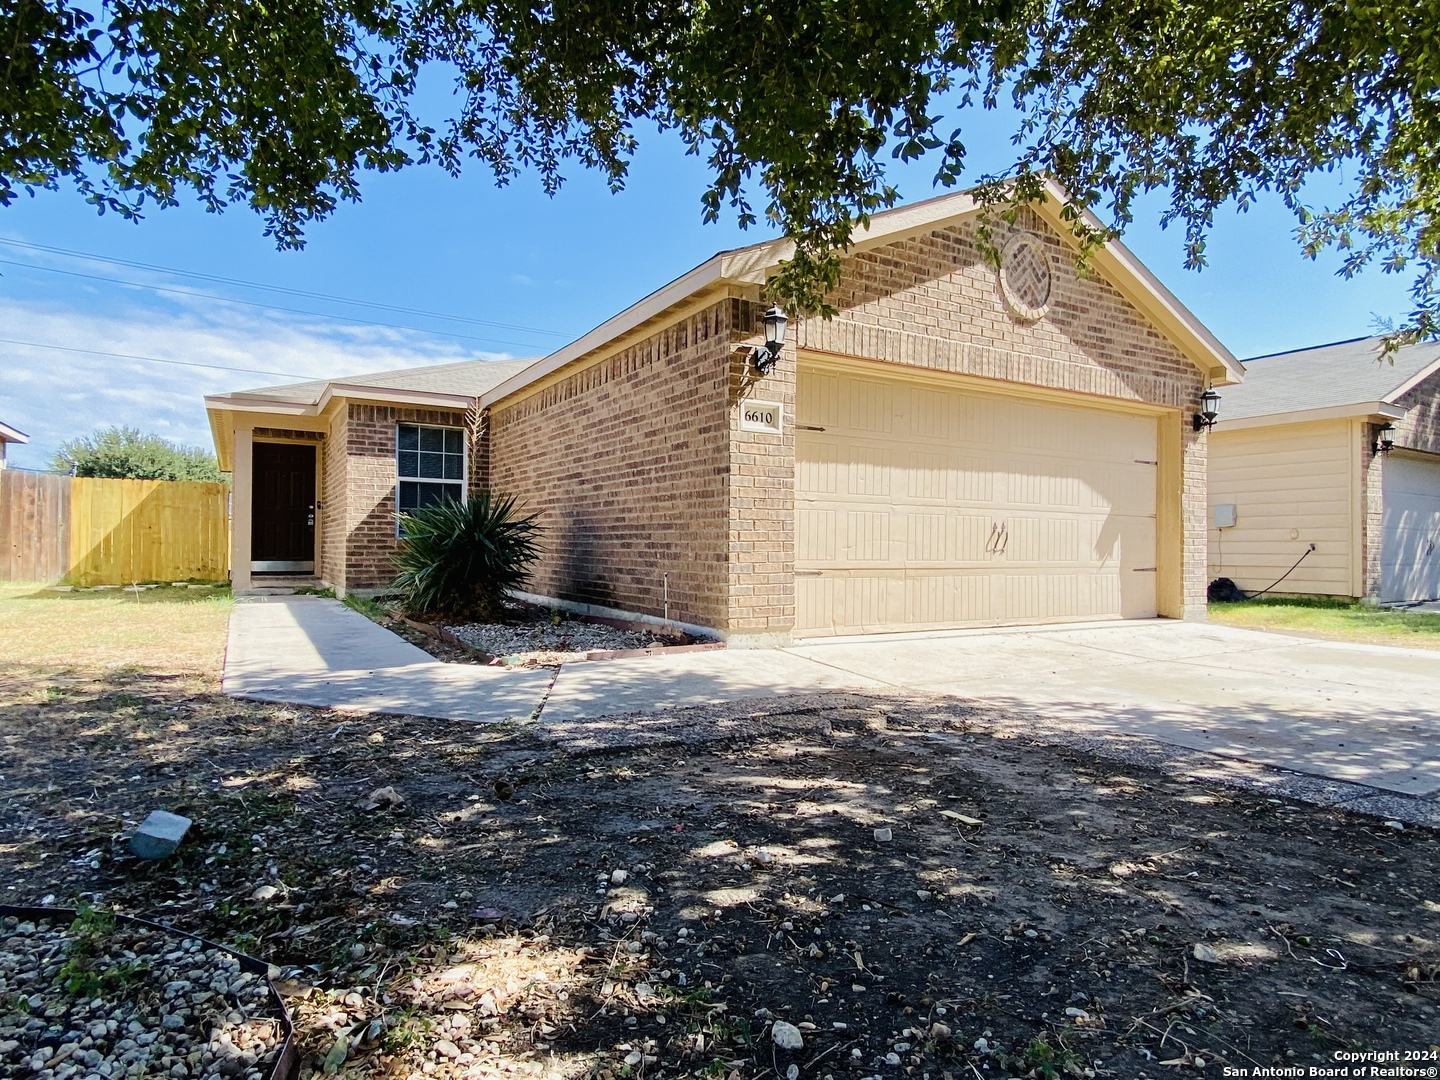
[397, 424, 465, 513]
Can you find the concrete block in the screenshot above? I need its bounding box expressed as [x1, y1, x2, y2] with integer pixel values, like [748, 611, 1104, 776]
[130, 810, 192, 859]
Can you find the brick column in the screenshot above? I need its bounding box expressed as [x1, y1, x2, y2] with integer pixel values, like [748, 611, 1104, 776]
[1360, 423, 1385, 602]
[726, 298, 796, 646]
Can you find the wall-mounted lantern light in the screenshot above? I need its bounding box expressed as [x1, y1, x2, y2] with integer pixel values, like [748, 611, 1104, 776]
[1374, 422, 1396, 454]
[751, 305, 789, 376]
[1193, 387, 1221, 432]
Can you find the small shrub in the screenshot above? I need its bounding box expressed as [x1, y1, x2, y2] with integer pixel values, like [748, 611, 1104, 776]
[393, 492, 541, 622]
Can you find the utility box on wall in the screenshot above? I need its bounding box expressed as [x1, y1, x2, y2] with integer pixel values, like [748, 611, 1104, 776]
[1212, 503, 1238, 529]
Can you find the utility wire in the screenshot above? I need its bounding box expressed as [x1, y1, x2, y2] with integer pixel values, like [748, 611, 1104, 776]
[1, 336, 353, 381]
[0, 236, 573, 337]
[0, 257, 553, 352]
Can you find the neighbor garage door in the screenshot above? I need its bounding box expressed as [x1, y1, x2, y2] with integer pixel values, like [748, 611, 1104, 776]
[1380, 452, 1440, 603]
[795, 365, 1159, 636]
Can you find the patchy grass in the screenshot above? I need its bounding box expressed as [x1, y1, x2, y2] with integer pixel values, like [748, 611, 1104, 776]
[1209, 596, 1440, 650]
[0, 582, 232, 675]
[342, 592, 393, 622]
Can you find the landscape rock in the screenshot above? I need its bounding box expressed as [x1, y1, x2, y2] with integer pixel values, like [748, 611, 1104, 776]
[771, 1021, 805, 1051]
[130, 810, 193, 860]
[358, 785, 405, 811]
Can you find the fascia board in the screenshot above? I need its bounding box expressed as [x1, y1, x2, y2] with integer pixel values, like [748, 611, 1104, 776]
[0, 420, 28, 443]
[320, 384, 475, 412]
[1384, 353, 1440, 403]
[479, 256, 727, 407]
[206, 408, 233, 470]
[1031, 179, 1244, 386]
[717, 192, 988, 282]
[204, 394, 318, 416]
[1212, 400, 1407, 432]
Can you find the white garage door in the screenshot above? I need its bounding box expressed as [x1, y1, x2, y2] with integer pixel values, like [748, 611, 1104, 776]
[1380, 453, 1440, 603]
[796, 366, 1159, 637]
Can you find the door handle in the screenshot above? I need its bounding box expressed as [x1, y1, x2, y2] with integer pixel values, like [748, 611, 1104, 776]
[998, 523, 1009, 555]
[985, 522, 1000, 554]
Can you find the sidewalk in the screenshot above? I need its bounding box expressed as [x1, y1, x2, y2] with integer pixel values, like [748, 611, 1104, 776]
[223, 595, 555, 723]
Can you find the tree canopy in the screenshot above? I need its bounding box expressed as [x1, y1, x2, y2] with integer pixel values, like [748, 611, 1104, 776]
[52, 425, 226, 481]
[3, 0, 1437, 334]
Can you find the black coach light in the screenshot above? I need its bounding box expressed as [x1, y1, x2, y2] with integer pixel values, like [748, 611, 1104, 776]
[1193, 386, 1221, 432]
[752, 304, 789, 376]
[1374, 422, 1397, 454]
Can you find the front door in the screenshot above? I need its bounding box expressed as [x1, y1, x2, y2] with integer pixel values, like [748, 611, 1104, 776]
[252, 442, 316, 572]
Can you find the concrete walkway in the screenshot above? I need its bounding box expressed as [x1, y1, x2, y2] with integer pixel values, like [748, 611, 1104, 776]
[224, 598, 1440, 798]
[223, 596, 554, 722]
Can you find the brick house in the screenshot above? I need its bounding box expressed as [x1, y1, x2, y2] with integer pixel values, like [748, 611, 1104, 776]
[206, 183, 1243, 643]
[1208, 336, 1440, 604]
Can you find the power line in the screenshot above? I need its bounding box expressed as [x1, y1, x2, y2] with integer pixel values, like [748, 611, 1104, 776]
[0, 257, 554, 352]
[1, 336, 346, 381]
[0, 237, 574, 338]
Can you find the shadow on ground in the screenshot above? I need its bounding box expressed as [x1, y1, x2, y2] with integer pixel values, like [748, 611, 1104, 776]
[2, 664, 1438, 1078]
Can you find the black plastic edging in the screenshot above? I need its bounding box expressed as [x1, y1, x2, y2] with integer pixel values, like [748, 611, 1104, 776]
[0, 905, 298, 1080]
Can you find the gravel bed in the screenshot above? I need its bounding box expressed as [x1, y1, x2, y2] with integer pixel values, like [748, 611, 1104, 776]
[1, 915, 284, 1080]
[445, 614, 677, 663]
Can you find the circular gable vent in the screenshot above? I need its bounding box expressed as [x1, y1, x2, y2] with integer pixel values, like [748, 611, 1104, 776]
[999, 234, 1053, 320]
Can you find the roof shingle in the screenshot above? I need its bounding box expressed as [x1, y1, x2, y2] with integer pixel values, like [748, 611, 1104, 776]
[226, 357, 540, 406]
[1218, 336, 1440, 421]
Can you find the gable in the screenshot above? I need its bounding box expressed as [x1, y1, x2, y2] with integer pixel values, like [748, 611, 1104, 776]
[1395, 364, 1440, 456]
[793, 209, 1203, 410]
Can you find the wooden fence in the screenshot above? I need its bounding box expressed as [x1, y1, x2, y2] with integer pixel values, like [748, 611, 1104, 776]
[0, 471, 69, 581]
[0, 471, 230, 584]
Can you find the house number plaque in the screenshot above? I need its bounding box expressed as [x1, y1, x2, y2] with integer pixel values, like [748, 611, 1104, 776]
[740, 400, 784, 434]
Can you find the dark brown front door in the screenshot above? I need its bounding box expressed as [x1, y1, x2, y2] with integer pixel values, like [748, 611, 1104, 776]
[252, 442, 316, 570]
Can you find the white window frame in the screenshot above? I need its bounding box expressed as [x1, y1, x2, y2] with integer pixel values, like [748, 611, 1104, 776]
[395, 422, 467, 528]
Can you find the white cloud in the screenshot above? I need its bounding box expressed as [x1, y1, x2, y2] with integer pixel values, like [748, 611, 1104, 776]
[0, 297, 516, 470]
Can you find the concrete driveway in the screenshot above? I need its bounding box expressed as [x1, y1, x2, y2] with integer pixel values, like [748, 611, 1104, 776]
[225, 598, 1440, 799]
[545, 620, 1440, 797]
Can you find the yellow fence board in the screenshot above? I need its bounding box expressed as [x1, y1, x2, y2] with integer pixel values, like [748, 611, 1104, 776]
[67, 477, 230, 586]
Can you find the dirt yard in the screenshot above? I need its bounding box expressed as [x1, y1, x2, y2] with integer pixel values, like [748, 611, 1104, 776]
[1, 586, 1437, 1079]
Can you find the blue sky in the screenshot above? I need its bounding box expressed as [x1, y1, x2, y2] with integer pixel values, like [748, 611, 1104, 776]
[0, 100, 1415, 470]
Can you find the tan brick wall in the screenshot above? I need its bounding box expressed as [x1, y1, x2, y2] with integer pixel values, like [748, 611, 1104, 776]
[1355, 371, 1440, 600]
[1182, 425, 1209, 618]
[488, 304, 733, 630]
[728, 299, 796, 637]
[1360, 422, 1386, 600]
[320, 408, 349, 590]
[789, 209, 1211, 616]
[342, 402, 468, 592]
[1395, 370, 1440, 456]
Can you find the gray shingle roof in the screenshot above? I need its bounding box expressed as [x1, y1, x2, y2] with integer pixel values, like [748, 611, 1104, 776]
[1218, 336, 1440, 421]
[227, 357, 541, 406]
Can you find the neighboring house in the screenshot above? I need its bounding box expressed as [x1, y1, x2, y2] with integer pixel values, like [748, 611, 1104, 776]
[207, 181, 1242, 644]
[0, 421, 27, 469]
[1208, 336, 1440, 604]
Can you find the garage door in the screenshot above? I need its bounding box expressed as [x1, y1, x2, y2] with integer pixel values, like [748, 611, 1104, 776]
[795, 366, 1159, 636]
[1380, 453, 1440, 603]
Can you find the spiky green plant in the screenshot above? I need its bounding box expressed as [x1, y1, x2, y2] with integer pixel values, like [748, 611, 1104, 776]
[393, 493, 541, 621]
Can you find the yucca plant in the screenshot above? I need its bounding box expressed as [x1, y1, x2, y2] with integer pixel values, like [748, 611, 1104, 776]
[393, 492, 542, 622]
